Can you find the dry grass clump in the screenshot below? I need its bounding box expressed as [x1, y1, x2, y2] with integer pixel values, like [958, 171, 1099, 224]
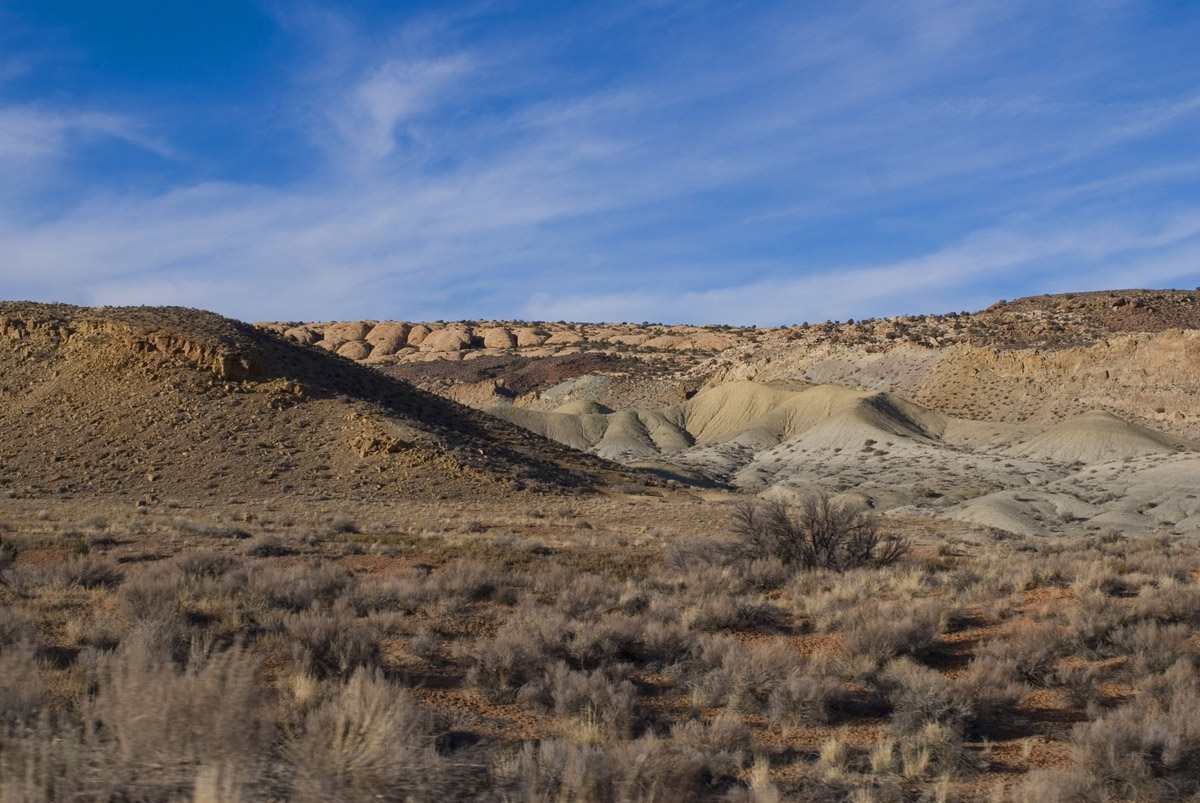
[285, 669, 463, 803]
[500, 717, 753, 803]
[285, 605, 383, 679]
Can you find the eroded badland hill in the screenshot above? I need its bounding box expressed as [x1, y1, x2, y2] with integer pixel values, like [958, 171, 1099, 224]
[261, 289, 1200, 538]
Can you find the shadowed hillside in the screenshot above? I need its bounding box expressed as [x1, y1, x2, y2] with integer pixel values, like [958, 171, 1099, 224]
[0, 303, 629, 501]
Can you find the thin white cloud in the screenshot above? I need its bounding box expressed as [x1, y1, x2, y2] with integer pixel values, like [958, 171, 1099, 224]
[329, 54, 473, 161]
[0, 106, 169, 161]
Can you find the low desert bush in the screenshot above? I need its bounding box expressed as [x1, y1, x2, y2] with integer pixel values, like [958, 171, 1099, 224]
[1110, 619, 1197, 678]
[1054, 663, 1108, 710]
[767, 670, 850, 726]
[1015, 661, 1200, 800]
[65, 638, 273, 801]
[0, 604, 39, 648]
[245, 533, 292, 557]
[556, 572, 620, 618]
[502, 722, 750, 803]
[692, 637, 805, 713]
[285, 605, 382, 680]
[1134, 582, 1200, 626]
[842, 599, 944, 664]
[435, 558, 504, 605]
[974, 621, 1066, 686]
[247, 560, 351, 613]
[1063, 592, 1136, 658]
[953, 654, 1031, 736]
[881, 655, 1027, 742]
[54, 555, 123, 590]
[469, 610, 570, 702]
[0, 639, 44, 725]
[729, 494, 908, 572]
[175, 550, 242, 581]
[528, 661, 639, 742]
[881, 658, 972, 737]
[636, 617, 697, 668]
[683, 593, 787, 633]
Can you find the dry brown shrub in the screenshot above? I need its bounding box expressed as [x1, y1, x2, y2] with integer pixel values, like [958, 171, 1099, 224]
[730, 494, 908, 572]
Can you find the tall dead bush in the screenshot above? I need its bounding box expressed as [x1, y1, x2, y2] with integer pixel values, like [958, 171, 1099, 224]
[731, 494, 907, 571]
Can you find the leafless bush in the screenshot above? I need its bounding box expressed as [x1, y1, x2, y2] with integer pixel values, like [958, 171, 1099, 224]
[0, 536, 16, 575]
[955, 654, 1031, 736]
[738, 556, 792, 591]
[566, 611, 640, 668]
[435, 558, 503, 604]
[247, 560, 351, 612]
[502, 724, 749, 803]
[175, 550, 242, 581]
[1111, 619, 1197, 678]
[670, 712, 753, 780]
[0, 604, 39, 648]
[636, 617, 697, 668]
[245, 533, 292, 557]
[407, 627, 444, 663]
[684, 593, 787, 633]
[1133, 583, 1200, 626]
[729, 494, 907, 571]
[0, 639, 44, 725]
[556, 573, 620, 618]
[1055, 663, 1107, 710]
[469, 610, 570, 702]
[75, 638, 272, 800]
[881, 658, 971, 737]
[325, 515, 358, 535]
[1063, 592, 1135, 658]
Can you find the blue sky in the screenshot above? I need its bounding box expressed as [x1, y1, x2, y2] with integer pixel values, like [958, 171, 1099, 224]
[1, 1, 1198, 324]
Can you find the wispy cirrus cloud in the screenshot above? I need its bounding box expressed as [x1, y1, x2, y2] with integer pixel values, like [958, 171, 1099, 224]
[0, 0, 1197, 322]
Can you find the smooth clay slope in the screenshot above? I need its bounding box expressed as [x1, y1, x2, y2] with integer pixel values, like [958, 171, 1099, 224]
[488, 379, 1200, 538]
[0, 303, 629, 503]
